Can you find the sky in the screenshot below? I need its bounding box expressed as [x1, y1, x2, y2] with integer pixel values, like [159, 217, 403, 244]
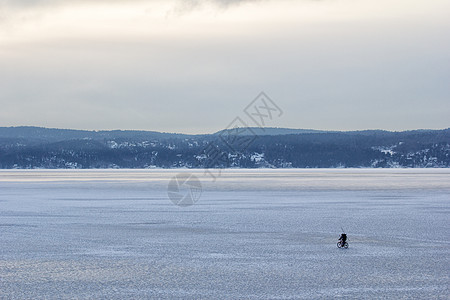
[0, 0, 449, 134]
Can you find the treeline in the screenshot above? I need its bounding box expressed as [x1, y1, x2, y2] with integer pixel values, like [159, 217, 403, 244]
[0, 127, 449, 169]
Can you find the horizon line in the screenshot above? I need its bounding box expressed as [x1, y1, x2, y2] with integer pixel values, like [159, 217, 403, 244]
[1, 125, 449, 136]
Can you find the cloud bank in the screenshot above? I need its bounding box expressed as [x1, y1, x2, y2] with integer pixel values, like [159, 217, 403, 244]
[0, 0, 449, 133]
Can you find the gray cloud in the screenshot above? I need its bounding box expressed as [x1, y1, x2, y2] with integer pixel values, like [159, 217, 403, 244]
[0, 0, 266, 9]
[0, 0, 269, 24]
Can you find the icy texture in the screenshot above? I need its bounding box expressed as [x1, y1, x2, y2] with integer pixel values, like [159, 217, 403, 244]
[0, 169, 449, 299]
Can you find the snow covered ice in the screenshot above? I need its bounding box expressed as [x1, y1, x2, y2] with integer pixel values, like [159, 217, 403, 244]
[0, 169, 449, 299]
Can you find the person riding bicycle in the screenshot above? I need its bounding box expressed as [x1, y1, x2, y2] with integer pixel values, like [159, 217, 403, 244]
[339, 233, 347, 246]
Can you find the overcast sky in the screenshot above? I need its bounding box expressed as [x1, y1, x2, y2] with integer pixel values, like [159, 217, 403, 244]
[0, 0, 449, 133]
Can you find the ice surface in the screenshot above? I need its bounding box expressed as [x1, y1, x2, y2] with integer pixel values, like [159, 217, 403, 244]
[0, 169, 449, 299]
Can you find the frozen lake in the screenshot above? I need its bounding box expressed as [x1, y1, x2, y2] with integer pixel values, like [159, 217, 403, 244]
[0, 169, 449, 299]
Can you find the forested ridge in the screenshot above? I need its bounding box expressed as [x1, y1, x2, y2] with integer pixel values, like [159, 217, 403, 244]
[0, 127, 448, 169]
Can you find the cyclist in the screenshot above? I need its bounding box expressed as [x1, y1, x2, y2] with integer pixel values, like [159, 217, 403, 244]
[339, 233, 347, 246]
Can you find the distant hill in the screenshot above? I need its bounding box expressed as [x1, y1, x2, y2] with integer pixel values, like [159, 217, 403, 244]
[0, 126, 195, 143]
[214, 127, 329, 136]
[0, 126, 449, 169]
[0, 126, 329, 141]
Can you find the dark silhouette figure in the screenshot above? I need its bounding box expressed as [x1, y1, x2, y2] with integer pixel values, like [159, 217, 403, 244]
[339, 233, 347, 246]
